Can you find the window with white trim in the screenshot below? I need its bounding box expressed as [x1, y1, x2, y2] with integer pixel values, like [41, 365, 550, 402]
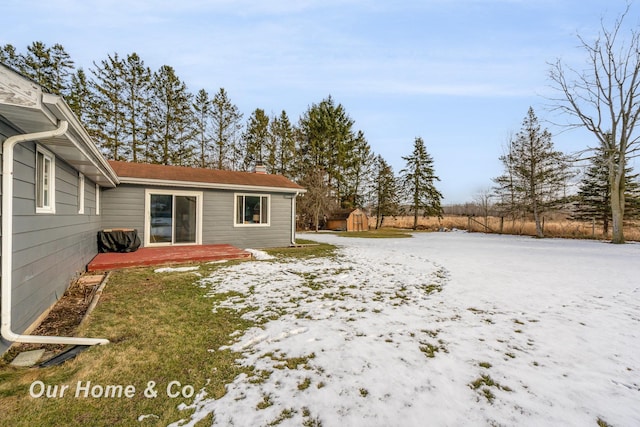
[35, 146, 55, 213]
[235, 194, 270, 226]
[78, 173, 85, 214]
[95, 184, 100, 215]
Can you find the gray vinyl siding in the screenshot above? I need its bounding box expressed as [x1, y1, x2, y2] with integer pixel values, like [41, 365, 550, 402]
[101, 184, 295, 249]
[101, 185, 146, 241]
[203, 191, 293, 248]
[1, 124, 103, 355]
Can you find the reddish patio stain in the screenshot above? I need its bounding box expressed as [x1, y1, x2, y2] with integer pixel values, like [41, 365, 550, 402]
[87, 244, 251, 272]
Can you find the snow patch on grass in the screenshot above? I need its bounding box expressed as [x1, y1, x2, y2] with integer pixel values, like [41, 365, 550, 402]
[246, 248, 276, 260]
[173, 232, 640, 427]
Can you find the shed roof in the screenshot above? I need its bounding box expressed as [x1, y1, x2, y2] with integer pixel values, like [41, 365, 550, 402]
[327, 208, 367, 220]
[109, 161, 305, 193]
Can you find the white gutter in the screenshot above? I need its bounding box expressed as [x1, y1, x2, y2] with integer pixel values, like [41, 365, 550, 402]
[1, 121, 109, 347]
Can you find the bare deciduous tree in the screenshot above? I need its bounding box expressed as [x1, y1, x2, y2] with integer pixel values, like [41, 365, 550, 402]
[549, 5, 640, 243]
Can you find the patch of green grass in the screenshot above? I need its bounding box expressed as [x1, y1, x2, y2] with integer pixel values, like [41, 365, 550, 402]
[421, 329, 439, 338]
[298, 377, 312, 390]
[597, 417, 613, 427]
[0, 264, 255, 426]
[422, 283, 443, 294]
[419, 340, 448, 358]
[257, 393, 274, 410]
[359, 388, 369, 397]
[248, 369, 273, 384]
[478, 362, 492, 369]
[265, 240, 337, 259]
[267, 352, 316, 370]
[336, 228, 413, 238]
[268, 408, 295, 426]
[469, 374, 513, 403]
[302, 407, 323, 427]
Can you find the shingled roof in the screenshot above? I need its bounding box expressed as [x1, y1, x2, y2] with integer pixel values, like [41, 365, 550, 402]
[109, 161, 305, 192]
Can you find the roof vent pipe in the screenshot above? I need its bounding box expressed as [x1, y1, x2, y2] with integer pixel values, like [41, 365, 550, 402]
[1, 120, 109, 347]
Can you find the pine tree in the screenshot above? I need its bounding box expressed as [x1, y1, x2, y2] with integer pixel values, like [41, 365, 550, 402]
[400, 137, 443, 229]
[22, 41, 54, 91]
[193, 89, 213, 168]
[211, 88, 243, 170]
[493, 134, 526, 226]
[573, 144, 640, 235]
[269, 110, 296, 177]
[89, 53, 128, 160]
[67, 68, 91, 122]
[0, 44, 21, 69]
[341, 130, 374, 208]
[122, 53, 152, 163]
[372, 155, 400, 229]
[242, 108, 270, 170]
[496, 107, 571, 238]
[297, 95, 356, 203]
[1, 42, 74, 96]
[149, 65, 195, 166]
[50, 43, 74, 96]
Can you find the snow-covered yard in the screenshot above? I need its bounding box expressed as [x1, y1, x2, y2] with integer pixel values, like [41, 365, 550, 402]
[173, 232, 640, 427]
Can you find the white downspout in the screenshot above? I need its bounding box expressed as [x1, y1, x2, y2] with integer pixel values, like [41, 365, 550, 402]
[1, 120, 109, 346]
[290, 191, 299, 246]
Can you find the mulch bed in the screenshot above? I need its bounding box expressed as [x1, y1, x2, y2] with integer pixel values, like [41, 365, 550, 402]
[4, 274, 104, 361]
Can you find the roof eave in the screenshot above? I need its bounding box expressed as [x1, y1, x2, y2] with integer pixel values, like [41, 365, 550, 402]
[117, 176, 307, 193]
[41, 94, 119, 187]
[0, 63, 119, 188]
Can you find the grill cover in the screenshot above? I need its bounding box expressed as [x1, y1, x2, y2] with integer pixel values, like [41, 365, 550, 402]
[98, 229, 141, 253]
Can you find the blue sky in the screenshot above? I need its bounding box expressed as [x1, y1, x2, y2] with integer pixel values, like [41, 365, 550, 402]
[3, 0, 636, 203]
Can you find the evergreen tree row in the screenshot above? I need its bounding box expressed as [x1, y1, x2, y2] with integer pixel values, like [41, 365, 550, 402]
[1, 41, 445, 228]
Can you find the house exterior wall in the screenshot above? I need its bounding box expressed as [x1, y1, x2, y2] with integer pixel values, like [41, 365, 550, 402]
[101, 184, 295, 249]
[1, 121, 103, 355]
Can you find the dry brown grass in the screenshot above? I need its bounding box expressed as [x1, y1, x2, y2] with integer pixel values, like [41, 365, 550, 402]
[371, 215, 640, 241]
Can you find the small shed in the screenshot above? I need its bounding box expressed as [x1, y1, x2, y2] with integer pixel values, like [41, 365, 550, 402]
[326, 208, 369, 232]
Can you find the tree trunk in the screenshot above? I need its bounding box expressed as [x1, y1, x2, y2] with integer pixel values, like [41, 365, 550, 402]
[609, 157, 625, 244]
[532, 199, 544, 238]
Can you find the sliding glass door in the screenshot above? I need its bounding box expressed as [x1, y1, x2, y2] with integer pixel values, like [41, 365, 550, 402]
[174, 195, 197, 243]
[146, 190, 202, 246]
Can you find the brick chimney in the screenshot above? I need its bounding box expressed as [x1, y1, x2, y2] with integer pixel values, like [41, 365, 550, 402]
[254, 162, 267, 174]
